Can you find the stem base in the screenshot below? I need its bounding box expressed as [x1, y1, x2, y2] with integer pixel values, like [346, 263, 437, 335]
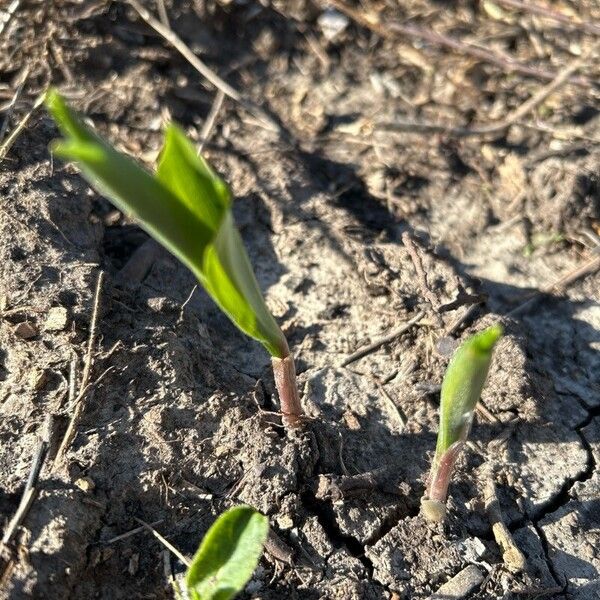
[271, 354, 302, 429]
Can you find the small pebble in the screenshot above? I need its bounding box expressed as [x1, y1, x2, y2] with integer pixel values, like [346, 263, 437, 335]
[317, 9, 349, 41]
[75, 476, 95, 492]
[276, 515, 294, 530]
[28, 369, 49, 391]
[44, 306, 69, 331]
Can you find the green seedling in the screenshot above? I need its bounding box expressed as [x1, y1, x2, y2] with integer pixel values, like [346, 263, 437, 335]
[46, 90, 303, 427]
[421, 324, 503, 522]
[184, 506, 268, 600]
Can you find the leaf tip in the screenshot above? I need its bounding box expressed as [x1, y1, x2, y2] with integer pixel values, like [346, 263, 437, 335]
[473, 323, 503, 353]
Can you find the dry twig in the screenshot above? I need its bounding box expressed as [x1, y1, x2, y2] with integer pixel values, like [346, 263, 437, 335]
[1, 415, 55, 546]
[198, 89, 225, 153]
[339, 310, 425, 367]
[0, 90, 46, 162]
[134, 518, 191, 566]
[54, 271, 105, 464]
[484, 473, 527, 572]
[125, 0, 281, 135]
[402, 232, 441, 323]
[507, 249, 600, 316]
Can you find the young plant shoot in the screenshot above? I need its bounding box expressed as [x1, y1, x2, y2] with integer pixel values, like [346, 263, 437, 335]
[46, 90, 303, 428]
[185, 506, 269, 600]
[421, 324, 503, 522]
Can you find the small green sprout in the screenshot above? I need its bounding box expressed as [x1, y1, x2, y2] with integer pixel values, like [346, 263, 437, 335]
[421, 324, 503, 522]
[184, 506, 268, 600]
[46, 90, 303, 427]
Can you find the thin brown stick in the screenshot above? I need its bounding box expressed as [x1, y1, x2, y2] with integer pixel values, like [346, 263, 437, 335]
[340, 310, 426, 367]
[327, 0, 591, 87]
[68, 356, 77, 407]
[0, 66, 29, 145]
[80, 271, 104, 391]
[103, 520, 164, 545]
[494, 0, 600, 37]
[125, 0, 281, 134]
[1, 488, 36, 545]
[198, 89, 225, 153]
[507, 251, 600, 316]
[133, 518, 191, 566]
[1, 415, 55, 545]
[484, 473, 527, 572]
[375, 380, 407, 431]
[53, 272, 105, 464]
[0, 90, 46, 162]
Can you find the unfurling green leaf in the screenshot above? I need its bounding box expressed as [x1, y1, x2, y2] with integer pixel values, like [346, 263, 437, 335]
[45, 90, 288, 358]
[185, 506, 269, 600]
[436, 323, 503, 457]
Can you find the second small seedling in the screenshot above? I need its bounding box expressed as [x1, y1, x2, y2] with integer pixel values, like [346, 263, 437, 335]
[421, 324, 503, 522]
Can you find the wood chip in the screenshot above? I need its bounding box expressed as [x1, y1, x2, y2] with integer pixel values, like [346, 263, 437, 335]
[429, 565, 484, 599]
[13, 321, 38, 339]
[74, 476, 95, 492]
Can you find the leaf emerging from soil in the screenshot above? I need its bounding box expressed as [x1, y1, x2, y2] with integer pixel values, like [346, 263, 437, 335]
[437, 323, 503, 456]
[185, 506, 269, 600]
[45, 90, 288, 357]
[422, 324, 502, 521]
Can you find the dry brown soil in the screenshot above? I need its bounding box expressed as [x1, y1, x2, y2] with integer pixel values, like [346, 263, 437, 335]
[1, 1, 599, 599]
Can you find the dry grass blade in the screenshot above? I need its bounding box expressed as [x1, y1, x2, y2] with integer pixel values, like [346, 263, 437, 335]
[0, 0, 19, 38]
[134, 518, 191, 567]
[198, 89, 225, 153]
[0, 90, 46, 162]
[53, 271, 105, 465]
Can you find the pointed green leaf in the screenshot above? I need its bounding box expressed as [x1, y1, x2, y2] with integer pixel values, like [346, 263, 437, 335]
[436, 324, 503, 457]
[46, 90, 288, 357]
[185, 506, 269, 600]
[156, 125, 230, 232]
[46, 90, 212, 278]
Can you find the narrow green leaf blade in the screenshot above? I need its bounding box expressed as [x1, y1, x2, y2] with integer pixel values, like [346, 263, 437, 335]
[209, 215, 288, 357]
[156, 125, 287, 357]
[185, 506, 269, 600]
[436, 324, 503, 455]
[156, 125, 230, 232]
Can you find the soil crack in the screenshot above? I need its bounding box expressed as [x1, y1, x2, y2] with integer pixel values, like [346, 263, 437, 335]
[300, 490, 375, 577]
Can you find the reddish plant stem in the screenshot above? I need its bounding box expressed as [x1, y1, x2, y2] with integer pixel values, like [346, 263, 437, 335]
[427, 441, 464, 504]
[271, 354, 302, 428]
